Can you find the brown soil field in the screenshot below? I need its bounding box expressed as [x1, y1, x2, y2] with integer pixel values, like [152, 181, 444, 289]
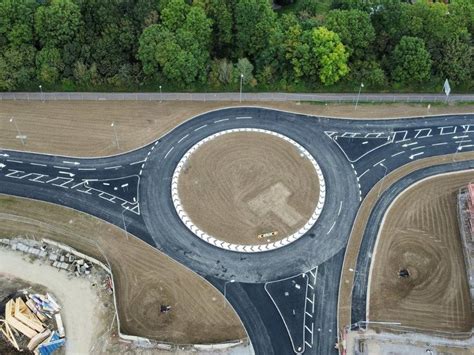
[0, 194, 246, 344]
[178, 132, 319, 245]
[369, 171, 473, 333]
[0, 100, 472, 157]
[338, 151, 474, 335]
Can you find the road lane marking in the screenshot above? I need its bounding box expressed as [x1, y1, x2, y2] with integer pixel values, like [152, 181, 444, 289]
[338, 201, 343, 216]
[235, 116, 252, 120]
[432, 142, 448, 146]
[327, 221, 336, 234]
[194, 124, 207, 131]
[129, 161, 144, 166]
[214, 118, 229, 123]
[402, 142, 417, 147]
[414, 128, 432, 138]
[78, 167, 96, 171]
[359, 169, 370, 178]
[53, 166, 70, 170]
[409, 152, 424, 160]
[439, 126, 456, 135]
[391, 151, 404, 157]
[30, 162, 47, 167]
[7, 159, 23, 164]
[164, 147, 174, 159]
[104, 165, 121, 170]
[374, 159, 386, 167]
[178, 134, 189, 143]
[411, 145, 425, 150]
[62, 160, 80, 165]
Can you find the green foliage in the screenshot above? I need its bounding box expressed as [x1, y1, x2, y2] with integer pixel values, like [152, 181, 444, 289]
[218, 59, 234, 85]
[0, 46, 36, 90]
[391, 36, 431, 84]
[236, 58, 255, 85]
[311, 27, 350, 85]
[0, 0, 37, 48]
[35, 0, 81, 48]
[73, 61, 99, 87]
[36, 47, 64, 84]
[325, 9, 375, 60]
[437, 33, 473, 85]
[348, 60, 387, 88]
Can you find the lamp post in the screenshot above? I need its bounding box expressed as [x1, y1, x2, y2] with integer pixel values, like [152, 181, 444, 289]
[223, 279, 235, 304]
[159, 85, 162, 103]
[39, 85, 44, 103]
[111, 122, 120, 150]
[9, 117, 25, 145]
[239, 74, 243, 103]
[355, 83, 364, 110]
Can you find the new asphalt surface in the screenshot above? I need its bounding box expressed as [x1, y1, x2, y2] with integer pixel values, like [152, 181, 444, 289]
[1, 107, 473, 354]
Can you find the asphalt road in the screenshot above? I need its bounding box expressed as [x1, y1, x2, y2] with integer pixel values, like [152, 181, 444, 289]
[0, 107, 473, 355]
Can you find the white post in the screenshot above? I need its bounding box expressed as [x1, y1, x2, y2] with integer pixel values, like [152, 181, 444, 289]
[355, 83, 364, 110]
[111, 122, 120, 150]
[9, 117, 25, 145]
[239, 74, 243, 103]
[159, 85, 162, 103]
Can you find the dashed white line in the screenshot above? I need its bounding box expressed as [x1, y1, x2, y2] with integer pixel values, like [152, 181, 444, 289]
[7, 159, 23, 164]
[78, 167, 96, 171]
[391, 151, 405, 157]
[338, 201, 343, 216]
[236, 116, 252, 120]
[432, 142, 448, 146]
[374, 159, 386, 167]
[178, 134, 189, 143]
[30, 162, 46, 167]
[104, 165, 121, 170]
[409, 152, 424, 160]
[327, 221, 336, 235]
[214, 118, 229, 123]
[129, 161, 144, 166]
[53, 166, 69, 170]
[411, 145, 425, 150]
[194, 124, 207, 131]
[164, 147, 174, 159]
[402, 142, 417, 147]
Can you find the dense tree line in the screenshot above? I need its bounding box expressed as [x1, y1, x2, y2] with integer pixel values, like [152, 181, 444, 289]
[0, 0, 472, 92]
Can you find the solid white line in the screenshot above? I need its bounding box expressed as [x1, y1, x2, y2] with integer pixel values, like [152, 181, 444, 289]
[411, 145, 425, 150]
[62, 160, 80, 165]
[391, 151, 404, 157]
[104, 165, 121, 170]
[403, 142, 417, 147]
[305, 341, 312, 348]
[194, 124, 207, 131]
[7, 159, 23, 164]
[30, 162, 46, 167]
[374, 159, 386, 167]
[236, 116, 252, 119]
[460, 144, 474, 148]
[432, 142, 448, 146]
[214, 118, 229, 123]
[53, 166, 69, 170]
[453, 135, 468, 139]
[411, 152, 424, 159]
[359, 169, 370, 179]
[178, 134, 189, 143]
[338, 201, 343, 216]
[129, 160, 144, 166]
[164, 147, 174, 159]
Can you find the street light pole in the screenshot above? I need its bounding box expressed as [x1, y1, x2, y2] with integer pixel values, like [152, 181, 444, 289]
[223, 279, 235, 304]
[111, 122, 120, 150]
[39, 85, 44, 103]
[239, 74, 243, 103]
[9, 117, 25, 145]
[159, 85, 162, 103]
[355, 83, 364, 110]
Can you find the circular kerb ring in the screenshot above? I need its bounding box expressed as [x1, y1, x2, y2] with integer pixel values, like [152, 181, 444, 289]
[171, 128, 326, 253]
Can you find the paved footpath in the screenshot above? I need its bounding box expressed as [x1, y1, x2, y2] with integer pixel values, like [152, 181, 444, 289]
[0, 91, 473, 103]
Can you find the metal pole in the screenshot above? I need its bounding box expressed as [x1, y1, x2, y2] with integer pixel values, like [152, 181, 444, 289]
[10, 117, 25, 145]
[39, 85, 44, 103]
[355, 83, 364, 110]
[111, 122, 120, 150]
[159, 85, 162, 103]
[239, 74, 243, 103]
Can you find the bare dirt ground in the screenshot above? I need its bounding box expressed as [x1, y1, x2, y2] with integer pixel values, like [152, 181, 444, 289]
[0, 195, 246, 344]
[0, 100, 472, 157]
[0, 250, 108, 354]
[178, 132, 319, 245]
[338, 151, 474, 335]
[369, 171, 473, 333]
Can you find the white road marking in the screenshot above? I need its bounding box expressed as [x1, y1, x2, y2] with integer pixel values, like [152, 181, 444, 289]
[460, 144, 474, 149]
[359, 169, 370, 178]
[453, 135, 468, 139]
[461, 125, 473, 133]
[104, 165, 121, 170]
[327, 221, 336, 234]
[194, 124, 207, 131]
[53, 166, 69, 170]
[7, 159, 23, 164]
[78, 167, 96, 171]
[214, 118, 229, 123]
[178, 134, 189, 143]
[0, 153, 9, 157]
[70, 181, 86, 189]
[338, 201, 343, 216]
[411, 145, 425, 150]
[409, 152, 424, 160]
[414, 128, 432, 138]
[30, 162, 47, 167]
[164, 147, 174, 159]
[58, 171, 75, 177]
[235, 116, 252, 120]
[305, 311, 313, 318]
[439, 126, 456, 135]
[374, 159, 386, 167]
[28, 174, 48, 183]
[391, 151, 404, 157]
[432, 142, 448, 146]
[129, 161, 144, 166]
[62, 160, 80, 165]
[402, 142, 417, 147]
[393, 130, 409, 142]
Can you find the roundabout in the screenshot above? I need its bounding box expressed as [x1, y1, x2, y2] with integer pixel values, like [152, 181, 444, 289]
[172, 128, 326, 252]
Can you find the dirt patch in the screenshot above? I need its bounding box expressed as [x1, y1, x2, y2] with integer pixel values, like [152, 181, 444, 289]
[0, 100, 472, 157]
[178, 132, 319, 245]
[0, 195, 246, 344]
[368, 171, 473, 333]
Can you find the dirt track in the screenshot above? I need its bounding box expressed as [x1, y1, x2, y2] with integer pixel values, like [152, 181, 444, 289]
[178, 132, 319, 245]
[369, 171, 473, 333]
[0, 100, 472, 157]
[0, 195, 246, 344]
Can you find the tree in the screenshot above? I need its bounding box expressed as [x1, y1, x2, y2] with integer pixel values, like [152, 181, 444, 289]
[391, 36, 431, 84]
[35, 0, 81, 48]
[138, 0, 212, 84]
[309, 27, 350, 85]
[236, 58, 254, 85]
[0, 46, 36, 90]
[218, 59, 234, 85]
[0, 0, 37, 48]
[437, 33, 472, 85]
[234, 0, 276, 60]
[325, 9, 375, 60]
[36, 47, 65, 84]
